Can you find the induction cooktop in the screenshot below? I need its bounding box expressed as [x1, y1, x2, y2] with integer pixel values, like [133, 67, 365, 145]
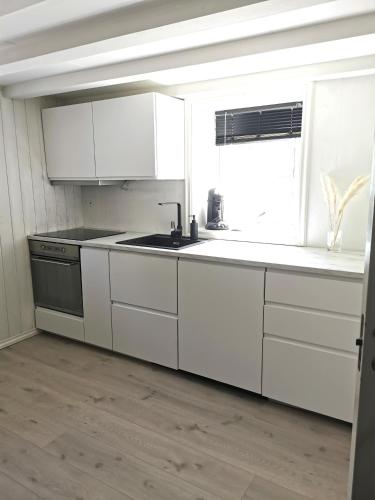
[35, 228, 124, 241]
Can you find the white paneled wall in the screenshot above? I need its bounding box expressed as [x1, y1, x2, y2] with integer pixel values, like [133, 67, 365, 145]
[0, 93, 82, 342]
[306, 76, 375, 251]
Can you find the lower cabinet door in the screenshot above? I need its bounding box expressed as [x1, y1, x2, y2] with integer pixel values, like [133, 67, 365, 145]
[112, 303, 178, 369]
[178, 259, 264, 392]
[81, 248, 112, 349]
[262, 337, 357, 422]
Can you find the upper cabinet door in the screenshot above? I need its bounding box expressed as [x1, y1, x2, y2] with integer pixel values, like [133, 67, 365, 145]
[93, 93, 156, 178]
[42, 103, 96, 179]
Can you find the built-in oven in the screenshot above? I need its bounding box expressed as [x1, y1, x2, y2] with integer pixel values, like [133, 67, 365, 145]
[29, 240, 83, 317]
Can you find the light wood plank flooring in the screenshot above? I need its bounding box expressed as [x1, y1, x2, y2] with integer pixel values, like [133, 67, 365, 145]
[0, 334, 351, 500]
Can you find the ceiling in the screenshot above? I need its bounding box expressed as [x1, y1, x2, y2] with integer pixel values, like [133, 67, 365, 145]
[1, 0, 375, 99]
[0, 0, 44, 16]
[0, 0, 147, 41]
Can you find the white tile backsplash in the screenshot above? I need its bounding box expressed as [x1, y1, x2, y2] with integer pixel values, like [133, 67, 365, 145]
[82, 180, 185, 233]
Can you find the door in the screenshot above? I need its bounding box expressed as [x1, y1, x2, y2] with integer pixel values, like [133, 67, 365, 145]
[178, 259, 264, 392]
[349, 166, 375, 498]
[93, 93, 156, 178]
[30, 256, 83, 316]
[81, 248, 112, 349]
[42, 102, 96, 179]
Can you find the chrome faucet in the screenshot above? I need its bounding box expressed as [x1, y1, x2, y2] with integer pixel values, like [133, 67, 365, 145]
[158, 202, 182, 239]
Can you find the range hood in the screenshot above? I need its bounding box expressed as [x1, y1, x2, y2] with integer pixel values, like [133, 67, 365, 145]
[49, 179, 125, 186]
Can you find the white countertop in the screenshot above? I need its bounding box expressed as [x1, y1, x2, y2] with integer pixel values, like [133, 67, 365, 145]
[28, 232, 365, 279]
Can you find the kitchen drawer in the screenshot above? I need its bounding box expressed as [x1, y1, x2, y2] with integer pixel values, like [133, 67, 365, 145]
[35, 307, 84, 342]
[265, 270, 362, 315]
[264, 304, 360, 353]
[112, 303, 177, 369]
[110, 251, 177, 313]
[262, 337, 356, 422]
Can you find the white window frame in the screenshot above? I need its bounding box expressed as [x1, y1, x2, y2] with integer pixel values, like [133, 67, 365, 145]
[184, 84, 312, 247]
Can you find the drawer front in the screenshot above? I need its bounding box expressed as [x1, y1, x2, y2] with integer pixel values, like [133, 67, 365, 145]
[112, 304, 178, 369]
[110, 251, 177, 313]
[262, 337, 356, 422]
[266, 270, 362, 315]
[264, 304, 360, 353]
[35, 307, 84, 342]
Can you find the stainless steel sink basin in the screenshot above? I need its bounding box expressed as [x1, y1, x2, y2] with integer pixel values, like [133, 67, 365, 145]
[116, 234, 203, 250]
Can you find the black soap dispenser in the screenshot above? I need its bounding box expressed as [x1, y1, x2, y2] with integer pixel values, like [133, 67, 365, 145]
[190, 215, 198, 241]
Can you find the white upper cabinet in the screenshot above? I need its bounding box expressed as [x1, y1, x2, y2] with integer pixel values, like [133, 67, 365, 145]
[42, 102, 96, 179]
[42, 93, 185, 181]
[93, 93, 184, 179]
[93, 93, 155, 178]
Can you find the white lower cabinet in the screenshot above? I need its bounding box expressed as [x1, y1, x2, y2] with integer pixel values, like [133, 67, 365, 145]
[178, 259, 264, 392]
[263, 270, 362, 422]
[81, 248, 112, 349]
[263, 337, 357, 422]
[68, 246, 362, 423]
[264, 304, 360, 353]
[112, 303, 178, 369]
[110, 251, 177, 313]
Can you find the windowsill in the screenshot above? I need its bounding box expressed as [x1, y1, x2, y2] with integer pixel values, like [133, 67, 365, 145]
[199, 228, 303, 247]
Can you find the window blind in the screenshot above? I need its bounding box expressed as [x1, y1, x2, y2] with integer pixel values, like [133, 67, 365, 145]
[215, 101, 303, 145]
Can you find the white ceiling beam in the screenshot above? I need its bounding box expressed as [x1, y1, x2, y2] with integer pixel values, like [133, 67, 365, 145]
[1, 0, 374, 86]
[0, 0, 144, 42]
[4, 11, 375, 99]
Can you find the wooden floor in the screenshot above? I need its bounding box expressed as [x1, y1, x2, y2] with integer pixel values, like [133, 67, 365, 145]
[0, 334, 351, 500]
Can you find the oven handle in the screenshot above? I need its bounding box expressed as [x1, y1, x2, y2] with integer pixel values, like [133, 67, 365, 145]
[31, 257, 78, 267]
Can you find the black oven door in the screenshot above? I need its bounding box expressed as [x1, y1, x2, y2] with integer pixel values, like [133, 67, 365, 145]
[30, 256, 83, 317]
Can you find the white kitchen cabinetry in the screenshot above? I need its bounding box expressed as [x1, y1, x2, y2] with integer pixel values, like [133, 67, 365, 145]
[110, 251, 177, 313]
[81, 248, 112, 349]
[110, 251, 178, 368]
[112, 304, 177, 369]
[178, 259, 265, 392]
[42, 102, 96, 179]
[42, 93, 185, 182]
[35, 307, 84, 342]
[263, 270, 362, 422]
[265, 270, 362, 315]
[263, 337, 357, 422]
[93, 93, 184, 179]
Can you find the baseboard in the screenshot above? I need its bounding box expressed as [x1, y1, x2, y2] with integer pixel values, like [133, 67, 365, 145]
[0, 329, 39, 350]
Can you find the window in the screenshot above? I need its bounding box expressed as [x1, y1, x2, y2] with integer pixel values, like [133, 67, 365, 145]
[217, 137, 302, 244]
[189, 94, 305, 246]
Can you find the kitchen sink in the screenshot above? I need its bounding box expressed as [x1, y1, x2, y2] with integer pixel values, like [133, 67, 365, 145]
[116, 234, 203, 250]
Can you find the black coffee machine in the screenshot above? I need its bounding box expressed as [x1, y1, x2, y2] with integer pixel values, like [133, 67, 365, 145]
[205, 188, 229, 230]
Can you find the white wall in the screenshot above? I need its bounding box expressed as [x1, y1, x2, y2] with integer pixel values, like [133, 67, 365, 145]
[82, 180, 185, 234]
[306, 75, 375, 251]
[0, 92, 83, 342]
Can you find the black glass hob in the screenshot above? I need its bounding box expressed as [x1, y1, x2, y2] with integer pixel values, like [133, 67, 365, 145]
[35, 228, 123, 241]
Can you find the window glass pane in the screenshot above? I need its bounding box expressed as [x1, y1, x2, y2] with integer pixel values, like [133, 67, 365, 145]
[217, 138, 301, 244]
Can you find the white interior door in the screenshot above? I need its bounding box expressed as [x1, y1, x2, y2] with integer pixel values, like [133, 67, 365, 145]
[349, 152, 375, 498]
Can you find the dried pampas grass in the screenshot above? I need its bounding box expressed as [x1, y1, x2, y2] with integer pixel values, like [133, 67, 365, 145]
[320, 173, 370, 250]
